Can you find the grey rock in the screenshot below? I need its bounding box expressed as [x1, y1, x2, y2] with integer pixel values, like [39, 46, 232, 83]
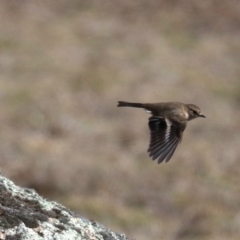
[0, 175, 129, 240]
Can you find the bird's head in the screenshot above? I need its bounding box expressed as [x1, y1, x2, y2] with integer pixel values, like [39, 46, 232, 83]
[186, 104, 206, 120]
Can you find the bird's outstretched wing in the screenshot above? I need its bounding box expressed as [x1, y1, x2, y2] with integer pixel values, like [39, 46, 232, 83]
[147, 116, 186, 163]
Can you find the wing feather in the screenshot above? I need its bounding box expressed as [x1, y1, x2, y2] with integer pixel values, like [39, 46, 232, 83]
[147, 116, 185, 163]
[157, 138, 179, 163]
[152, 137, 178, 160]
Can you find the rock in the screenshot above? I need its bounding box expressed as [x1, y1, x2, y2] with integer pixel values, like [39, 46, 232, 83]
[0, 175, 129, 240]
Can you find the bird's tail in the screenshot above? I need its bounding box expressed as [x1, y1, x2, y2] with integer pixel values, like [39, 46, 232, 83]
[117, 101, 145, 108]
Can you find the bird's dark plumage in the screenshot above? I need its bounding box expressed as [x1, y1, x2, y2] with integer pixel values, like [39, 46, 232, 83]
[118, 101, 205, 163]
[147, 116, 185, 163]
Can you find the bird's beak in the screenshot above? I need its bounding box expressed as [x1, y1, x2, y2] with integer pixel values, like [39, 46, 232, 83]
[199, 113, 206, 118]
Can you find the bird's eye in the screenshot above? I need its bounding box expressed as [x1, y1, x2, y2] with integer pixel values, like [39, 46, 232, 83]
[190, 109, 197, 115]
[193, 110, 198, 115]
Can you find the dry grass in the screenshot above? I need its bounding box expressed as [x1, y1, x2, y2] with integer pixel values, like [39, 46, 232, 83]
[0, 1, 240, 239]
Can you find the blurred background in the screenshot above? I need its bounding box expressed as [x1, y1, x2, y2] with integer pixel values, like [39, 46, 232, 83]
[0, 0, 240, 239]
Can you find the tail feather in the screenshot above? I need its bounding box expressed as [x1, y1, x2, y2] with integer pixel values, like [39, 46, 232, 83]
[117, 101, 145, 108]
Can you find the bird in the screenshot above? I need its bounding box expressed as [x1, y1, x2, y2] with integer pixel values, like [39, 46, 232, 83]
[117, 101, 205, 163]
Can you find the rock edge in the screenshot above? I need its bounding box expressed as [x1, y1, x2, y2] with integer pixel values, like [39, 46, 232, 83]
[0, 175, 129, 240]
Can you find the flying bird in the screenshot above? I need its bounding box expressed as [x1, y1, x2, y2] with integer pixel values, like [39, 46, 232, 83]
[117, 101, 205, 163]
